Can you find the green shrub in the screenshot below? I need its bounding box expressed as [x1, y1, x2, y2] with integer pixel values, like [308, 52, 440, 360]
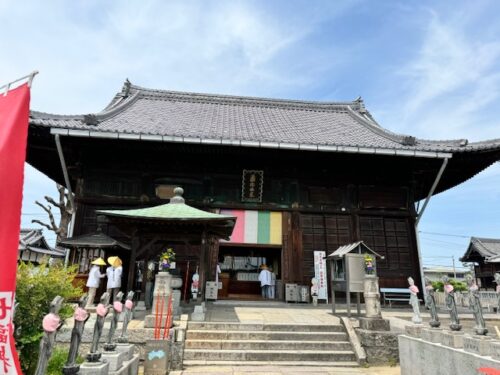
[14, 261, 83, 375]
[431, 279, 467, 292]
[46, 347, 84, 375]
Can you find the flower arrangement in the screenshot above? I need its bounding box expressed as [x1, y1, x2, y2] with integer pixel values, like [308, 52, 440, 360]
[364, 254, 374, 275]
[159, 248, 175, 271]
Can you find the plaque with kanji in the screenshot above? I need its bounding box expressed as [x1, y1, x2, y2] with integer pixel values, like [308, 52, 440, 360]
[241, 170, 264, 203]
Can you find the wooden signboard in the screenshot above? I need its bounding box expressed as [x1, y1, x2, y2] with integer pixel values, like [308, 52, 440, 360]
[241, 170, 264, 203]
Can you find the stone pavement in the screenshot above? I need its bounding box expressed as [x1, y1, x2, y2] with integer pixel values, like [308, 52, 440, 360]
[167, 364, 400, 374]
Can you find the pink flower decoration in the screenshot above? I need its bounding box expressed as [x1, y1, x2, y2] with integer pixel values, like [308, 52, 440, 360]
[96, 303, 108, 317]
[409, 285, 419, 294]
[74, 307, 88, 322]
[113, 301, 123, 313]
[125, 300, 133, 310]
[42, 313, 60, 332]
[444, 284, 454, 293]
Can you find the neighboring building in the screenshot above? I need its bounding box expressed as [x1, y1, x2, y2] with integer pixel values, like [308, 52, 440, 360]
[26, 81, 500, 299]
[423, 266, 470, 283]
[19, 228, 65, 263]
[460, 237, 500, 289]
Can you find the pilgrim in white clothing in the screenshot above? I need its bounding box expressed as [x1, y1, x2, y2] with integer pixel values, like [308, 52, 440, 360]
[86, 258, 106, 307]
[106, 256, 123, 300]
[258, 265, 272, 298]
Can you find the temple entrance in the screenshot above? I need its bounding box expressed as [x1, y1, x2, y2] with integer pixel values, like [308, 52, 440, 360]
[218, 243, 282, 300]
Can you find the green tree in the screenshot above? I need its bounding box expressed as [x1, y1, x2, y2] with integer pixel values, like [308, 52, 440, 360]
[431, 279, 467, 292]
[14, 260, 83, 375]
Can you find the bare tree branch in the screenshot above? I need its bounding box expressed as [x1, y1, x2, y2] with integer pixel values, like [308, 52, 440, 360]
[31, 220, 53, 231]
[33, 184, 74, 241]
[34, 200, 58, 232]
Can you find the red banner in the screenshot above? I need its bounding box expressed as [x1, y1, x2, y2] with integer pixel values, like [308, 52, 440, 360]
[0, 83, 30, 374]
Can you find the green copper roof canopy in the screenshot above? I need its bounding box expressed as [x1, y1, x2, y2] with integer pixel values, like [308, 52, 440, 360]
[97, 187, 235, 222]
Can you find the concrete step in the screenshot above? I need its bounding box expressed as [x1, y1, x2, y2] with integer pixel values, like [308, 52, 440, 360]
[185, 339, 353, 351]
[183, 349, 357, 362]
[187, 322, 345, 332]
[182, 360, 360, 367]
[185, 330, 348, 341]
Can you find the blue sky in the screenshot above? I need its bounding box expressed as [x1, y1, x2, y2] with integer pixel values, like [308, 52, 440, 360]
[1, 0, 498, 268]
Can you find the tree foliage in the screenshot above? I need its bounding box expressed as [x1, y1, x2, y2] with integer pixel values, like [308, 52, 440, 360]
[14, 261, 83, 374]
[431, 279, 467, 292]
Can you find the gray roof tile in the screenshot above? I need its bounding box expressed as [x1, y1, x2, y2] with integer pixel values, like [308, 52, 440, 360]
[30, 81, 500, 154]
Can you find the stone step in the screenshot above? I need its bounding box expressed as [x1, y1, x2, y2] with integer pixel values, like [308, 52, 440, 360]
[186, 330, 348, 341]
[183, 349, 357, 362]
[185, 339, 353, 351]
[187, 322, 345, 332]
[182, 360, 360, 367]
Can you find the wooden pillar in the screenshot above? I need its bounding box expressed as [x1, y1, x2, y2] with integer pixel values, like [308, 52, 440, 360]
[199, 229, 207, 298]
[127, 233, 139, 293]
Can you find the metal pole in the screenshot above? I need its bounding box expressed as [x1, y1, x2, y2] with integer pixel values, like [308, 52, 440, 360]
[416, 158, 449, 225]
[415, 157, 450, 296]
[452, 256, 456, 279]
[1, 71, 39, 94]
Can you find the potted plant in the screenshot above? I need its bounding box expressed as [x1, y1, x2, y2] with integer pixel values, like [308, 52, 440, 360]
[159, 248, 175, 272]
[364, 254, 375, 275]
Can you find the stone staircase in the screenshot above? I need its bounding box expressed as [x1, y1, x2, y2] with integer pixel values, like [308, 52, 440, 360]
[184, 321, 359, 367]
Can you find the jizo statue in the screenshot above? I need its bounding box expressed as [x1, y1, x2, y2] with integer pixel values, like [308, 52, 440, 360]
[408, 277, 422, 324]
[494, 273, 500, 314]
[34, 296, 64, 375]
[442, 276, 461, 331]
[104, 291, 124, 351]
[117, 291, 135, 343]
[424, 277, 440, 328]
[63, 295, 89, 375]
[87, 292, 111, 362]
[466, 275, 487, 335]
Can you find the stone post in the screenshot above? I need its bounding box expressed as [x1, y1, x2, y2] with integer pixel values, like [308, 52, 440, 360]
[363, 275, 381, 318]
[62, 295, 89, 375]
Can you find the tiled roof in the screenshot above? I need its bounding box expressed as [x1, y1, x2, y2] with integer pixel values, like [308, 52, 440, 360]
[19, 228, 65, 257]
[460, 237, 500, 262]
[30, 80, 500, 155]
[57, 227, 130, 249]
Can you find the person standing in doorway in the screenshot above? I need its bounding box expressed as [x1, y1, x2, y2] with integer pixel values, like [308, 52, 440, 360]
[258, 264, 272, 299]
[86, 257, 106, 307]
[268, 267, 276, 299]
[106, 256, 123, 300]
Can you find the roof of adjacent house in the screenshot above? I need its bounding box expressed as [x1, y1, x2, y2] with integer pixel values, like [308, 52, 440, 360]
[29, 80, 500, 158]
[57, 226, 130, 249]
[460, 237, 500, 262]
[19, 228, 66, 258]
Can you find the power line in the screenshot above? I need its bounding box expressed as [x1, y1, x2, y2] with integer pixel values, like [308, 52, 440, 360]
[418, 231, 469, 239]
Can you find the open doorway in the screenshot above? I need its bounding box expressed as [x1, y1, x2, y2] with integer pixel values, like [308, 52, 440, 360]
[218, 244, 281, 300]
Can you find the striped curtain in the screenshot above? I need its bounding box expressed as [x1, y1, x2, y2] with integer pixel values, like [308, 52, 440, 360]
[220, 210, 282, 245]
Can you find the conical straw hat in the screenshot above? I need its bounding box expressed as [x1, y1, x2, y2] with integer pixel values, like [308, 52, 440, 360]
[91, 257, 106, 266]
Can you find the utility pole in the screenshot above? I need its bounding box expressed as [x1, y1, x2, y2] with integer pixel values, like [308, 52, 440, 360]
[452, 256, 457, 279]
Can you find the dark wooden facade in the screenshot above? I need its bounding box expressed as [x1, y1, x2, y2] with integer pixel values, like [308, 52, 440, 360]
[28, 136, 428, 291]
[460, 237, 500, 289]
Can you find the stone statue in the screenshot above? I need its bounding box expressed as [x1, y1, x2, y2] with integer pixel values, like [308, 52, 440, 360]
[466, 275, 487, 335]
[34, 295, 64, 375]
[87, 292, 110, 362]
[117, 291, 135, 343]
[408, 277, 422, 324]
[104, 291, 124, 351]
[63, 295, 89, 375]
[494, 272, 500, 314]
[442, 276, 461, 331]
[424, 277, 440, 328]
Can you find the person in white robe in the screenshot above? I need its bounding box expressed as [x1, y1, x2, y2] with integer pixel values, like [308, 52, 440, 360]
[86, 257, 106, 307]
[106, 256, 123, 300]
[258, 265, 272, 298]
